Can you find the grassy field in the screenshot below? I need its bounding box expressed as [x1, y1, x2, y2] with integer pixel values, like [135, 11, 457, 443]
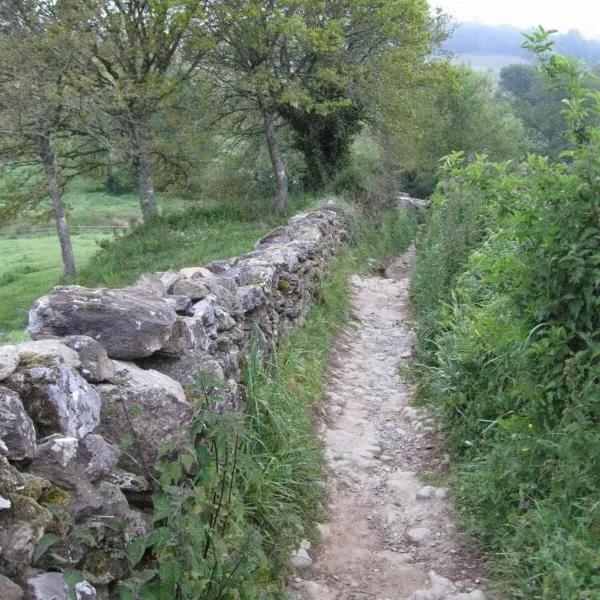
[0, 178, 192, 236]
[0, 232, 109, 342]
[0, 178, 197, 341]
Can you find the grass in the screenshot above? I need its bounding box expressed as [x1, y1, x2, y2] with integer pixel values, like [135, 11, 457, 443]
[0, 232, 109, 343]
[0, 178, 193, 235]
[75, 193, 317, 288]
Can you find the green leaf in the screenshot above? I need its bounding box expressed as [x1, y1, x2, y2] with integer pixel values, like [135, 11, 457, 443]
[125, 537, 147, 567]
[63, 570, 84, 599]
[159, 560, 183, 589]
[72, 525, 97, 547]
[180, 453, 196, 474]
[33, 533, 58, 564]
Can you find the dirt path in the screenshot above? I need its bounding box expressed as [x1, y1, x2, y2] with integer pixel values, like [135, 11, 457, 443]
[291, 248, 488, 600]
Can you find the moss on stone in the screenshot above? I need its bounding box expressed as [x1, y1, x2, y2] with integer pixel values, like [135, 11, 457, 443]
[21, 473, 51, 501]
[0, 457, 24, 495]
[39, 486, 71, 507]
[8, 493, 52, 524]
[82, 548, 110, 577]
[17, 353, 58, 370]
[277, 279, 294, 294]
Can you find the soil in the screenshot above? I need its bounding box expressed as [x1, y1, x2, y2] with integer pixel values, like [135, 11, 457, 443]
[291, 247, 489, 600]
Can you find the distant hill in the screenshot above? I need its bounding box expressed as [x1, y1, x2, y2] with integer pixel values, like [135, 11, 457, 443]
[445, 23, 600, 66]
[454, 53, 530, 73]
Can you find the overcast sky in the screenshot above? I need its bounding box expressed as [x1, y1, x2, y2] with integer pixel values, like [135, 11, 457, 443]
[432, 0, 600, 39]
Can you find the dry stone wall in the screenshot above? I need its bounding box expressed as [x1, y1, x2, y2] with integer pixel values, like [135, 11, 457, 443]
[0, 210, 345, 599]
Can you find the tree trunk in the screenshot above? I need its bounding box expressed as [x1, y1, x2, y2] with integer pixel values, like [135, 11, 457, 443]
[264, 112, 288, 213]
[133, 116, 158, 223]
[37, 135, 76, 278]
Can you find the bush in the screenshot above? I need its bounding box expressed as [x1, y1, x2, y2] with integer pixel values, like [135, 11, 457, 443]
[410, 45, 600, 599]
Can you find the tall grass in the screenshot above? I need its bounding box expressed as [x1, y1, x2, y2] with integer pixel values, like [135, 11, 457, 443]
[75, 193, 317, 288]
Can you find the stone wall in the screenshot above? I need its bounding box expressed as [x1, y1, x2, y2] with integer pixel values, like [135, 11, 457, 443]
[0, 210, 345, 599]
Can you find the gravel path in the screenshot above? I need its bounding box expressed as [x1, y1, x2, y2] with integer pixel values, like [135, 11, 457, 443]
[291, 248, 489, 600]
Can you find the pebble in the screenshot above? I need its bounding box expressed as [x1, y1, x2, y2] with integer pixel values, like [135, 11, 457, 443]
[416, 486, 436, 500]
[291, 547, 313, 570]
[434, 488, 450, 500]
[407, 527, 431, 543]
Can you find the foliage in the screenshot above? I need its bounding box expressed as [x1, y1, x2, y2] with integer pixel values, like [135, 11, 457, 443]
[497, 63, 571, 159]
[72, 0, 216, 223]
[411, 33, 600, 599]
[375, 61, 527, 198]
[207, 0, 447, 207]
[0, 0, 94, 275]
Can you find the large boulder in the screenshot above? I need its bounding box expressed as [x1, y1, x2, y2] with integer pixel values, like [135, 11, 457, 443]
[5, 354, 101, 440]
[17, 340, 80, 370]
[96, 362, 190, 475]
[23, 572, 97, 600]
[235, 260, 277, 292]
[160, 318, 194, 356]
[178, 266, 214, 280]
[17, 338, 115, 384]
[23, 572, 69, 600]
[0, 456, 25, 496]
[236, 285, 265, 313]
[0, 574, 23, 599]
[0, 387, 36, 461]
[66, 483, 151, 584]
[0, 347, 19, 382]
[27, 286, 177, 360]
[136, 351, 225, 392]
[170, 278, 210, 301]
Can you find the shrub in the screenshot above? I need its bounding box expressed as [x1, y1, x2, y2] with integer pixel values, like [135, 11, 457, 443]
[411, 36, 600, 599]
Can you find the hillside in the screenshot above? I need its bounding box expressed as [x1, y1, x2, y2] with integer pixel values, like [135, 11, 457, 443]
[445, 22, 600, 66]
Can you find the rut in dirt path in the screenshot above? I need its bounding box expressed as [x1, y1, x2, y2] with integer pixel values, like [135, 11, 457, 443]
[292, 248, 488, 600]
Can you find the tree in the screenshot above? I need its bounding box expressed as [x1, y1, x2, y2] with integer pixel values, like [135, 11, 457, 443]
[278, 0, 447, 190]
[498, 63, 569, 159]
[375, 61, 527, 196]
[0, 0, 88, 276]
[210, 0, 446, 208]
[209, 0, 333, 211]
[79, 0, 216, 223]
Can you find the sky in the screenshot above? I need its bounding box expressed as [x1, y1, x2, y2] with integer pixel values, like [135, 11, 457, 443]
[432, 0, 600, 39]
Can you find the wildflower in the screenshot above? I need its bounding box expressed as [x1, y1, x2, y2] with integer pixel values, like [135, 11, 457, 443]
[528, 423, 533, 429]
[522, 447, 530, 453]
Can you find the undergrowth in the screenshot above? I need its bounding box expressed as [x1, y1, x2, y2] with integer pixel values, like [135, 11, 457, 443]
[411, 34, 600, 600]
[118, 204, 417, 598]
